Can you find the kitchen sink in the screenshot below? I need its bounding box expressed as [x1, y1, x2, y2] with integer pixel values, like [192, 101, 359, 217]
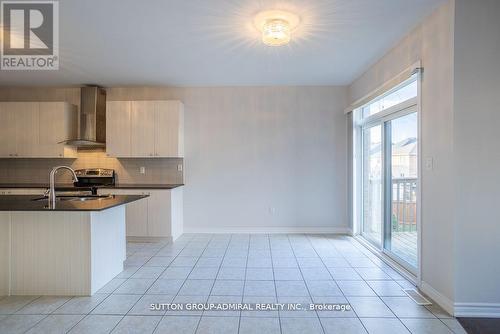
[32, 195, 113, 202]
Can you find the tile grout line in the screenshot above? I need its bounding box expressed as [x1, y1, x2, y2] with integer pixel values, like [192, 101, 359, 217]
[132, 236, 195, 334]
[109, 239, 183, 333]
[236, 233, 250, 334]
[177, 234, 215, 334]
[148, 234, 204, 331]
[287, 234, 325, 334]
[109, 241, 168, 333]
[306, 234, 371, 333]
[344, 236, 443, 327]
[324, 235, 415, 332]
[63, 241, 166, 333]
[0, 234, 460, 334]
[268, 234, 283, 334]
[202, 234, 235, 319]
[69, 237, 192, 333]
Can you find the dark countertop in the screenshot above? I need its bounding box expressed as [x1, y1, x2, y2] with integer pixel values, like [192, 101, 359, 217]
[0, 183, 184, 190]
[104, 184, 184, 189]
[0, 195, 148, 211]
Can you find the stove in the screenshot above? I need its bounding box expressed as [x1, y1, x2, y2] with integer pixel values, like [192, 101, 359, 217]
[74, 168, 115, 188]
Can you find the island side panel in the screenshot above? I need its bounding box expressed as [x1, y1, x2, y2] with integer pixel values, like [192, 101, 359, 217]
[9, 211, 92, 295]
[90, 205, 126, 294]
[0, 213, 10, 296]
[171, 187, 184, 241]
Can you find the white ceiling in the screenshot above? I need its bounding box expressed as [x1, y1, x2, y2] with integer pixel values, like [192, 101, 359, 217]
[0, 0, 444, 87]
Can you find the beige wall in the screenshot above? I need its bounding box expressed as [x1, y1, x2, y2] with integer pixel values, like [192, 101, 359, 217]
[453, 0, 500, 310]
[108, 86, 348, 233]
[0, 86, 348, 233]
[348, 0, 456, 310]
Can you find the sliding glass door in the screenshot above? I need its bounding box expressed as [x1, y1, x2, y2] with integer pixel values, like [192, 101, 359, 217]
[384, 111, 418, 270]
[357, 74, 419, 274]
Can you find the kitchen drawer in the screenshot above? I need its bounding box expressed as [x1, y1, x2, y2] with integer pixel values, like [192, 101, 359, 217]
[0, 188, 46, 195]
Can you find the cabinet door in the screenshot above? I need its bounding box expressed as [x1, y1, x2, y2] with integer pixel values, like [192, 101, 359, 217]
[15, 102, 39, 157]
[38, 102, 65, 157]
[130, 101, 155, 157]
[126, 194, 149, 237]
[0, 103, 17, 157]
[155, 101, 183, 157]
[106, 101, 131, 157]
[98, 189, 149, 237]
[147, 190, 171, 237]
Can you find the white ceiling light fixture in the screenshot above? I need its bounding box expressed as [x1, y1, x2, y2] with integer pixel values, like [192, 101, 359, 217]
[254, 10, 300, 46]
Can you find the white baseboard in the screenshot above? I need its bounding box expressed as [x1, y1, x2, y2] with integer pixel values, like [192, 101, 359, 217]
[183, 226, 352, 234]
[420, 281, 454, 315]
[127, 236, 173, 243]
[421, 283, 500, 317]
[454, 302, 500, 318]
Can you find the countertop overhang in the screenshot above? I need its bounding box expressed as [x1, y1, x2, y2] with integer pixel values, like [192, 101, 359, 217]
[0, 183, 184, 190]
[0, 194, 148, 211]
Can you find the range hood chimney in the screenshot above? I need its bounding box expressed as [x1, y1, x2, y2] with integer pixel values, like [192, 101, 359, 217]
[63, 86, 106, 148]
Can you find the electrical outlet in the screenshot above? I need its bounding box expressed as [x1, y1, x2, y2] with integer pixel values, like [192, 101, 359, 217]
[139, 166, 146, 174]
[424, 157, 434, 171]
[177, 164, 183, 172]
[269, 207, 276, 215]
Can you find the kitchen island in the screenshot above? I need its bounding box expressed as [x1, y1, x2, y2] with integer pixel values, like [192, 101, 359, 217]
[0, 194, 147, 297]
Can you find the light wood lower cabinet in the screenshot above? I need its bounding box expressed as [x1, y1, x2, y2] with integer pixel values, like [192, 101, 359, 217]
[98, 188, 183, 241]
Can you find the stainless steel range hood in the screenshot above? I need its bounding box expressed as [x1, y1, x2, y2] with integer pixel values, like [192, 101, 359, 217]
[62, 86, 106, 148]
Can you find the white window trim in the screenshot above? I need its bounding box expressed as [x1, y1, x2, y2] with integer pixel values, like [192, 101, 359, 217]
[359, 97, 418, 127]
[345, 60, 422, 114]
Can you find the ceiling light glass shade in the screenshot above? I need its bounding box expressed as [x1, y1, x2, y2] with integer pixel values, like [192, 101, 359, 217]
[262, 19, 291, 46]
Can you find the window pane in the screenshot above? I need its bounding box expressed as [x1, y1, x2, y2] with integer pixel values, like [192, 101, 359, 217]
[362, 125, 382, 245]
[362, 77, 417, 118]
[386, 112, 418, 269]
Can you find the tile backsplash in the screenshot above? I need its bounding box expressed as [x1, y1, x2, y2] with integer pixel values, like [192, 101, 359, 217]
[0, 149, 183, 184]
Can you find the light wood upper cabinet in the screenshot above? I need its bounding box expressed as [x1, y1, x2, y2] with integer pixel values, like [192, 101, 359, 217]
[106, 101, 131, 158]
[155, 101, 184, 157]
[16, 102, 39, 157]
[106, 100, 184, 158]
[38, 102, 78, 158]
[0, 102, 38, 157]
[0, 102, 78, 158]
[0, 103, 18, 157]
[131, 101, 155, 157]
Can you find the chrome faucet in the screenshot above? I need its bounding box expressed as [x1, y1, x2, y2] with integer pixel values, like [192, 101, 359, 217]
[48, 166, 79, 209]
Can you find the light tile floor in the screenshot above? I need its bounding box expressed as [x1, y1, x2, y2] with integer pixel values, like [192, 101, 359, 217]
[0, 234, 466, 334]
